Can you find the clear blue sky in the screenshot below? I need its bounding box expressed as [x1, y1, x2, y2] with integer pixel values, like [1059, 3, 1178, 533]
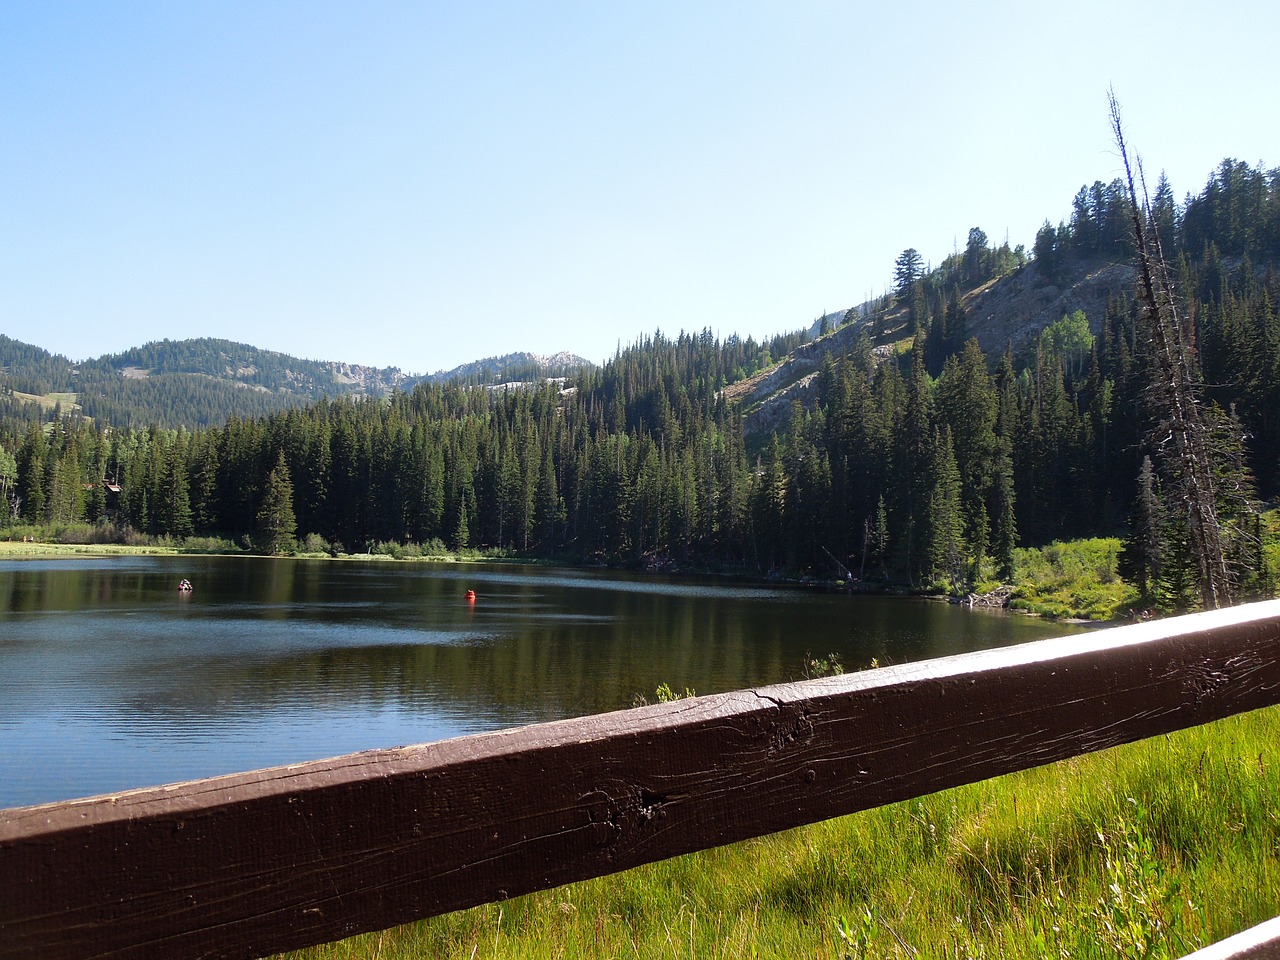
[3, 2, 1277, 375]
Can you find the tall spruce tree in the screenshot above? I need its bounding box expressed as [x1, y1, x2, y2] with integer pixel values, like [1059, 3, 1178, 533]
[928, 427, 967, 592]
[1118, 455, 1161, 600]
[15, 423, 46, 522]
[894, 248, 925, 295]
[255, 452, 297, 555]
[157, 443, 193, 538]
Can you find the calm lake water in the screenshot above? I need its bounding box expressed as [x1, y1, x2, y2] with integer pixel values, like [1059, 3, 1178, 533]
[0, 555, 1082, 809]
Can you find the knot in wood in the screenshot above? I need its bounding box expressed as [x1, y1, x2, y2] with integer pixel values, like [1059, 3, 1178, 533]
[1182, 663, 1230, 706]
[767, 707, 815, 759]
[580, 787, 625, 846]
[581, 784, 679, 846]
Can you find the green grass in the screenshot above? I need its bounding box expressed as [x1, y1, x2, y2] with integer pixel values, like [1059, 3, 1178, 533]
[1006, 510, 1280, 621]
[1265, 508, 1280, 588]
[277, 705, 1280, 960]
[1008, 537, 1140, 621]
[0, 525, 506, 563]
[0, 539, 184, 557]
[10, 389, 77, 411]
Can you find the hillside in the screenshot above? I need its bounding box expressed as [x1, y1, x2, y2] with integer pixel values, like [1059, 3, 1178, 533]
[4, 157, 1278, 598]
[103, 338, 414, 398]
[0, 337, 593, 432]
[726, 254, 1137, 435]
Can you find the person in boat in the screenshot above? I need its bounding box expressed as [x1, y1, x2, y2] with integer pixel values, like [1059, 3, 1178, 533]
[178, 579, 193, 592]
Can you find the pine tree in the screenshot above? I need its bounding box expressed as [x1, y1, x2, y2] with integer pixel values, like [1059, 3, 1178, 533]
[255, 452, 297, 555]
[15, 423, 47, 522]
[928, 427, 967, 592]
[189, 435, 221, 534]
[936, 339, 997, 555]
[86, 434, 109, 523]
[453, 497, 470, 551]
[534, 438, 559, 553]
[0, 448, 19, 525]
[1206, 404, 1267, 597]
[158, 444, 194, 538]
[869, 494, 890, 582]
[891, 344, 936, 584]
[1118, 456, 1161, 600]
[963, 227, 989, 285]
[894, 248, 925, 295]
[992, 452, 1017, 582]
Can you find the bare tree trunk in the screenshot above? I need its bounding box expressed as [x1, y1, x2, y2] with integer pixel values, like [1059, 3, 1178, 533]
[1109, 91, 1233, 609]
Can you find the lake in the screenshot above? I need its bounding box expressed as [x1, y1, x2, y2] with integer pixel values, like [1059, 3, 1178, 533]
[0, 555, 1082, 809]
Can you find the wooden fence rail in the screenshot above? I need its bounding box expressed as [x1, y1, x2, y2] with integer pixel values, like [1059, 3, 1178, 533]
[4, 599, 1280, 960]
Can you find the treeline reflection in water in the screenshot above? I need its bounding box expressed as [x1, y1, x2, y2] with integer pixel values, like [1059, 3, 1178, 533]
[0, 556, 1081, 807]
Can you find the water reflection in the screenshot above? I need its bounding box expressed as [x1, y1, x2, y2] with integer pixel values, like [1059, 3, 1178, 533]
[0, 556, 1081, 808]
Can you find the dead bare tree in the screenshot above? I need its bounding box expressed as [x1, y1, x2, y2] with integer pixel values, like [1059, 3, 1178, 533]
[1109, 90, 1233, 609]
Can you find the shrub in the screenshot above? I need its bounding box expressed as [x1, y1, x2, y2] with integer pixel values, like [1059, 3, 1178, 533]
[421, 538, 450, 557]
[299, 532, 330, 555]
[180, 536, 241, 553]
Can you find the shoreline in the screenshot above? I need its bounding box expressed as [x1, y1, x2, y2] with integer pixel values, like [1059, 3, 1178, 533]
[0, 536, 1135, 624]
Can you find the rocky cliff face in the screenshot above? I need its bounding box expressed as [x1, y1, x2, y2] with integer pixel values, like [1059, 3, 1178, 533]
[963, 260, 1134, 358]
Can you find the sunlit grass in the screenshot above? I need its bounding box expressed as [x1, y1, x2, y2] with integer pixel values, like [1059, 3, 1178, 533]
[278, 705, 1280, 960]
[1264, 507, 1280, 588]
[0, 528, 505, 562]
[1009, 537, 1140, 620]
[0, 539, 182, 557]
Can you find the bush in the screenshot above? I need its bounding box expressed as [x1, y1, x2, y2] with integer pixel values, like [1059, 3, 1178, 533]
[122, 526, 153, 547]
[421, 538, 450, 557]
[180, 536, 242, 553]
[299, 532, 330, 555]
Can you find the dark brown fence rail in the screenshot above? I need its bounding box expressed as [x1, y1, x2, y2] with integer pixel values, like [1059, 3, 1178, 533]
[4, 599, 1280, 960]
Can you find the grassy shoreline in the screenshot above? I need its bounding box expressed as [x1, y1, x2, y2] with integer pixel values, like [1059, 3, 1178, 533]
[0, 530, 1180, 623]
[0, 537, 507, 563]
[0, 539, 187, 557]
[5, 523, 1277, 627]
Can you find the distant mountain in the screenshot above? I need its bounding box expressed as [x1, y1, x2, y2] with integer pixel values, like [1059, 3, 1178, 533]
[0, 336, 596, 431]
[103, 338, 416, 399]
[426, 351, 595, 386]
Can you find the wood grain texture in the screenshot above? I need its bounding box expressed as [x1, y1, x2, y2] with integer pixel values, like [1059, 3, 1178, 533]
[3, 599, 1280, 960]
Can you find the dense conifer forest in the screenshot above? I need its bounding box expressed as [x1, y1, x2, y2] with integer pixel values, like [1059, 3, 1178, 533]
[4, 158, 1279, 608]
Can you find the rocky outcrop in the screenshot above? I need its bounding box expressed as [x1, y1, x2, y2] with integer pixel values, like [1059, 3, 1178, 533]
[964, 260, 1134, 359]
[729, 257, 1138, 437]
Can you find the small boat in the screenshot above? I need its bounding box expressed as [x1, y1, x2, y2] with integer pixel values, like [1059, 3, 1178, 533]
[178, 579, 193, 592]
[464, 589, 476, 601]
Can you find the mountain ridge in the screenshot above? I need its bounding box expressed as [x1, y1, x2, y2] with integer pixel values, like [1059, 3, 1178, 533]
[724, 253, 1139, 435]
[0, 336, 595, 430]
[0, 250, 1146, 436]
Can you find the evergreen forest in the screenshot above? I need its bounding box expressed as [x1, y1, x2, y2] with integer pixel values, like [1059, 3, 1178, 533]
[0, 336, 417, 431]
[5, 158, 1280, 610]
